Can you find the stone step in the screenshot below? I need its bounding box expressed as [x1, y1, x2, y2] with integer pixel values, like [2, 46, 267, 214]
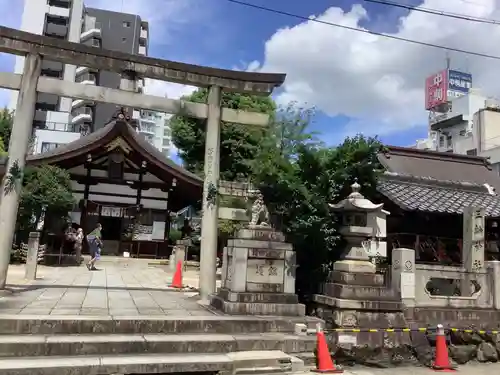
[0, 315, 319, 335]
[0, 350, 303, 375]
[0, 333, 317, 357]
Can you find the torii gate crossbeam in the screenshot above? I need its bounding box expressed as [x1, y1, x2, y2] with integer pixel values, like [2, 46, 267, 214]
[0, 27, 286, 299]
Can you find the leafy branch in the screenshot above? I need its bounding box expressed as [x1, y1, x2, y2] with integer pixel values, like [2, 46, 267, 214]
[4, 159, 22, 195]
[206, 182, 219, 208]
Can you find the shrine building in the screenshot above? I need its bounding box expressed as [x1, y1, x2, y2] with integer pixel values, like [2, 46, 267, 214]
[20, 108, 203, 259]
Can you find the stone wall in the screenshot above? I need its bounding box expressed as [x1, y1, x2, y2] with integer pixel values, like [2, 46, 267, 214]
[319, 327, 500, 367]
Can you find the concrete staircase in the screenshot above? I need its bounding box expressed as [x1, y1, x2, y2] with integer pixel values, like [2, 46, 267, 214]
[0, 315, 319, 374]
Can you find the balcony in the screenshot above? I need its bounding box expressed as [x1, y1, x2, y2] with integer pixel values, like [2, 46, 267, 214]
[33, 120, 79, 133]
[71, 107, 93, 125]
[138, 121, 156, 135]
[47, 0, 71, 8]
[40, 142, 61, 153]
[143, 134, 154, 144]
[44, 22, 68, 39]
[140, 28, 148, 41]
[80, 22, 102, 42]
[71, 98, 95, 110]
[75, 72, 96, 85]
[75, 66, 89, 76]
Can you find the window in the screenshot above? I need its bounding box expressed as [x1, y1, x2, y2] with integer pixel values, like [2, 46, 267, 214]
[41, 69, 62, 78]
[162, 138, 170, 147]
[439, 135, 445, 147]
[466, 149, 478, 156]
[35, 102, 57, 111]
[46, 15, 68, 26]
[47, 0, 71, 8]
[123, 21, 131, 27]
[122, 37, 127, 43]
[41, 142, 61, 153]
[91, 38, 101, 47]
[446, 135, 452, 148]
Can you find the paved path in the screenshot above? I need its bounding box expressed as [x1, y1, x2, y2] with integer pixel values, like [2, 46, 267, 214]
[0, 257, 218, 316]
[341, 363, 500, 374]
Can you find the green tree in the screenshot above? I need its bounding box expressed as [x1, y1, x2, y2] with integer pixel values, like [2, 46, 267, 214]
[171, 90, 385, 302]
[0, 108, 13, 152]
[170, 89, 276, 180]
[252, 108, 384, 303]
[0, 108, 75, 232]
[17, 165, 75, 232]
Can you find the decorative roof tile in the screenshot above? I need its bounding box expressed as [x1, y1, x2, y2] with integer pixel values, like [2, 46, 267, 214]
[377, 174, 500, 216]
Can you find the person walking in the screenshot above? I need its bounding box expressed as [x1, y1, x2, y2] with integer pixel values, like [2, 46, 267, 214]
[86, 223, 103, 271]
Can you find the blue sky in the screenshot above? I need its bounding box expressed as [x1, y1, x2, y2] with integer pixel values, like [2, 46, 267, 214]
[1, 0, 499, 151]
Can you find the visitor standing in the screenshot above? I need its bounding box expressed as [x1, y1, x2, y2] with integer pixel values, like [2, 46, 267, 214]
[86, 223, 103, 271]
[74, 228, 84, 266]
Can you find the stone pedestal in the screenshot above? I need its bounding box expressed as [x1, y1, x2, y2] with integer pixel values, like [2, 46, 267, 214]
[175, 239, 190, 269]
[333, 226, 377, 273]
[24, 232, 40, 280]
[313, 181, 409, 349]
[211, 227, 304, 316]
[313, 270, 408, 349]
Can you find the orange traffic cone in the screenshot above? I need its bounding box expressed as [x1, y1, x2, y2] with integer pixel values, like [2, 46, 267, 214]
[432, 324, 456, 372]
[169, 261, 183, 288]
[312, 323, 343, 373]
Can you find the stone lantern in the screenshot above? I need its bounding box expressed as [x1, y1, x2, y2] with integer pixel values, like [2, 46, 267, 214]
[329, 181, 387, 274]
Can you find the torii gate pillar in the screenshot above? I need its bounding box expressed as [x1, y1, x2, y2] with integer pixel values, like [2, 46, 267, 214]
[199, 85, 222, 301]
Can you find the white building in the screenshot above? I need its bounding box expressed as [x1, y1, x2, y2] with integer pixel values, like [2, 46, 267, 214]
[10, 0, 85, 153]
[413, 90, 500, 173]
[10, 0, 171, 156]
[136, 110, 172, 157]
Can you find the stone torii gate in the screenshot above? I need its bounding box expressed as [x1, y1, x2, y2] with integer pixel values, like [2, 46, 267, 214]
[0, 26, 286, 296]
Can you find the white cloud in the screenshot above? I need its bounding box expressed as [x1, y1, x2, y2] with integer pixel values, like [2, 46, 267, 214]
[258, 0, 500, 137]
[143, 79, 197, 100]
[84, 0, 204, 44]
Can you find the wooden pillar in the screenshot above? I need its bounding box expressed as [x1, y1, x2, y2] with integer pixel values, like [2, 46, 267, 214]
[136, 161, 146, 206]
[81, 154, 92, 233]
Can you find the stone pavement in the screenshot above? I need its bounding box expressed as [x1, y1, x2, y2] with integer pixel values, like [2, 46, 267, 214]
[0, 257, 216, 316]
[341, 363, 500, 374]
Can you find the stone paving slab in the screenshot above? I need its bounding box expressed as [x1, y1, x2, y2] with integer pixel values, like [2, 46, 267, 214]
[342, 363, 500, 375]
[0, 260, 214, 316]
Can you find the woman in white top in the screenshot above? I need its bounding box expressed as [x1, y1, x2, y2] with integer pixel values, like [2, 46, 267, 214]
[74, 228, 84, 266]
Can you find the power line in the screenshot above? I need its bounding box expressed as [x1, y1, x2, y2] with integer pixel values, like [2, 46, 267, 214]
[221, 0, 500, 61]
[363, 0, 500, 26]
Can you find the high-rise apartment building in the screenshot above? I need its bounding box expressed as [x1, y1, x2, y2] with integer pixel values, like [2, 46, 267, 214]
[136, 110, 173, 158]
[77, 7, 148, 132]
[9, 0, 160, 155]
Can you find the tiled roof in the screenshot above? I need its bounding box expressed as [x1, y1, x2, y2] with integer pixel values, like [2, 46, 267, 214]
[377, 173, 500, 216]
[378, 146, 500, 192]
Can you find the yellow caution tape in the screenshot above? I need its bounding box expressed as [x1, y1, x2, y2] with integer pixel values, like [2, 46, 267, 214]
[323, 328, 499, 334]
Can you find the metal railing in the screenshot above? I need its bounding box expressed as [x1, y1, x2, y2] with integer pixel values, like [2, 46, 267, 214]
[75, 72, 96, 83]
[72, 106, 93, 117]
[34, 121, 79, 133]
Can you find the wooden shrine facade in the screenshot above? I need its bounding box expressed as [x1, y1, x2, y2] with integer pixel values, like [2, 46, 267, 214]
[24, 108, 203, 259]
[376, 146, 500, 265]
